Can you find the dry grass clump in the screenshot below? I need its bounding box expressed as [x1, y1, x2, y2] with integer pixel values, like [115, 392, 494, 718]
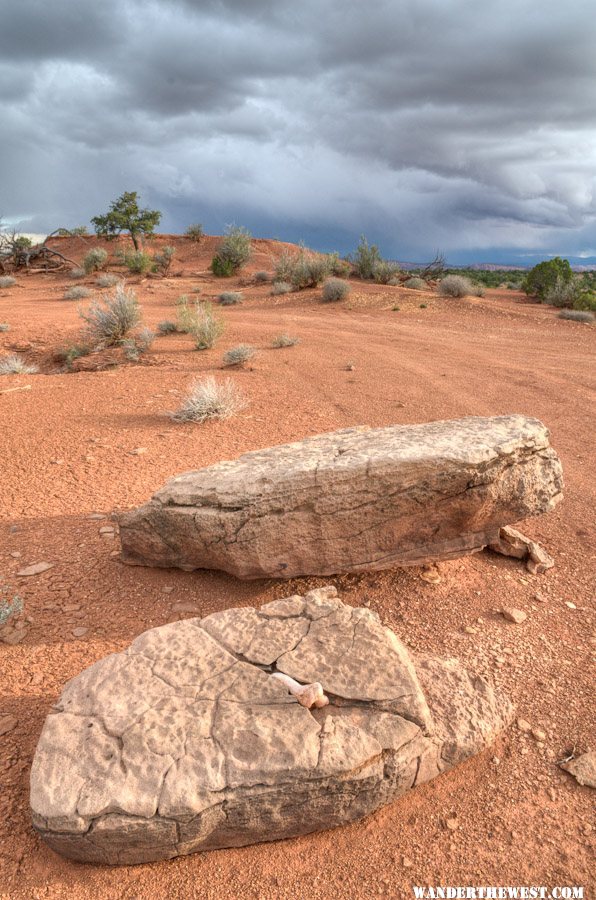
[0, 354, 38, 375]
[79, 284, 141, 346]
[471, 283, 486, 297]
[322, 278, 351, 302]
[0, 276, 17, 288]
[439, 275, 474, 298]
[69, 268, 85, 279]
[96, 273, 120, 288]
[271, 333, 299, 348]
[558, 309, 594, 323]
[83, 248, 108, 274]
[223, 344, 256, 366]
[271, 281, 292, 296]
[218, 291, 243, 305]
[0, 323, 10, 332]
[254, 271, 270, 283]
[192, 302, 225, 350]
[404, 277, 427, 290]
[64, 286, 91, 300]
[172, 376, 246, 423]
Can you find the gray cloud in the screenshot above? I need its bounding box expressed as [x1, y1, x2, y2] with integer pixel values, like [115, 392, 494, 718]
[1, 0, 595, 261]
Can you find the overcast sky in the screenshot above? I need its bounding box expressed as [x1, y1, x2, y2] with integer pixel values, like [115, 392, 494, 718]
[1, 0, 595, 263]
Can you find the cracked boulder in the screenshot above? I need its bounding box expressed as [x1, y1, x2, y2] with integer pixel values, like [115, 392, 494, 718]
[30, 588, 513, 865]
[118, 415, 563, 579]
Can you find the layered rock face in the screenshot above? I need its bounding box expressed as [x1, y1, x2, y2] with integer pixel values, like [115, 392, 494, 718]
[118, 415, 563, 579]
[31, 588, 513, 865]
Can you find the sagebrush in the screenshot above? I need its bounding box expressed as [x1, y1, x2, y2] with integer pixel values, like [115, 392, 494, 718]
[83, 248, 108, 274]
[172, 376, 246, 423]
[64, 286, 91, 300]
[439, 275, 474, 298]
[79, 284, 141, 346]
[322, 278, 350, 302]
[223, 344, 256, 366]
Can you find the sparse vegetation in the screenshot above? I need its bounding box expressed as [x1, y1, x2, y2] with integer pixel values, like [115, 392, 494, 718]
[136, 327, 155, 350]
[523, 257, 573, 301]
[83, 248, 108, 274]
[0, 354, 38, 375]
[350, 235, 382, 280]
[185, 224, 204, 242]
[176, 296, 199, 333]
[96, 273, 120, 288]
[254, 271, 270, 283]
[0, 323, 9, 332]
[372, 260, 401, 284]
[405, 277, 426, 290]
[558, 309, 594, 323]
[218, 291, 243, 305]
[274, 247, 331, 290]
[123, 249, 153, 275]
[471, 283, 486, 297]
[419, 303, 428, 309]
[192, 302, 224, 350]
[91, 191, 161, 250]
[322, 278, 351, 302]
[172, 376, 246, 423]
[223, 344, 256, 367]
[271, 281, 292, 295]
[439, 275, 474, 298]
[326, 252, 352, 278]
[79, 284, 141, 346]
[69, 267, 85, 279]
[153, 245, 175, 275]
[271, 334, 299, 348]
[157, 320, 178, 335]
[64, 286, 91, 300]
[211, 225, 252, 276]
[0, 276, 17, 288]
[57, 344, 91, 370]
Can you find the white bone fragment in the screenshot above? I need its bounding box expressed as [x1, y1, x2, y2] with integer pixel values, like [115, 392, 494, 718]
[270, 672, 329, 709]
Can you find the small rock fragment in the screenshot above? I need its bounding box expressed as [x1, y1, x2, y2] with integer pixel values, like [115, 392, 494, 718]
[9, 551, 21, 558]
[532, 728, 546, 742]
[445, 816, 458, 831]
[129, 447, 148, 455]
[565, 602, 577, 610]
[0, 715, 17, 737]
[560, 752, 596, 789]
[420, 564, 441, 584]
[517, 718, 532, 733]
[501, 607, 527, 625]
[16, 562, 54, 577]
[71, 627, 89, 638]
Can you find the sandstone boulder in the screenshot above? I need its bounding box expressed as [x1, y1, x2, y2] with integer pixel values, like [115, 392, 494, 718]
[118, 415, 563, 579]
[31, 588, 513, 865]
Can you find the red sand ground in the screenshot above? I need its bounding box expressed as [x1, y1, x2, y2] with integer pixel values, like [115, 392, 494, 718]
[0, 236, 594, 899]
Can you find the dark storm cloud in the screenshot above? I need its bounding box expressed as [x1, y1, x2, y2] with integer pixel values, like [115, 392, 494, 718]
[1, 0, 595, 261]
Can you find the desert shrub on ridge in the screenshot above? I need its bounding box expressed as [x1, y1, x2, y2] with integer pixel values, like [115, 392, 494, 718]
[82, 248, 108, 274]
[439, 275, 474, 298]
[322, 278, 351, 302]
[211, 225, 252, 276]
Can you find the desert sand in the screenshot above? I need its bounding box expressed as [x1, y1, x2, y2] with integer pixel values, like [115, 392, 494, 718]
[0, 235, 594, 899]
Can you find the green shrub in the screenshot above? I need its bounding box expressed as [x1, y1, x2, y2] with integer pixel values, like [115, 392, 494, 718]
[172, 376, 246, 423]
[419, 303, 427, 309]
[83, 248, 108, 274]
[96, 273, 120, 288]
[439, 275, 474, 298]
[350, 235, 382, 280]
[326, 252, 352, 278]
[322, 278, 351, 302]
[211, 225, 252, 276]
[157, 320, 178, 335]
[192, 302, 224, 350]
[218, 291, 243, 305]
[522, 257, 573, 300]
[558, 309, 594, 323]
[79, 284, 141, 346]
[0, 276, 17, 288]
[223, 344, 256, 366]
[542, 276, 583, 308]
[404, 277, 426, 290]
[64, 286, 91, 300]
[372, 260, 400, 284]
[0, 354, 38, 375]
[153, 245, 175, 275]
[58, 344, 91, 370]
[271, 333, 299, 348]
[573, 292, 596, 311]
[123, 250, 153, 274]
[185, 223, 204, 242]
[271, 281, 292, 296]
[274, 247, 331, 290]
